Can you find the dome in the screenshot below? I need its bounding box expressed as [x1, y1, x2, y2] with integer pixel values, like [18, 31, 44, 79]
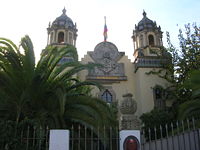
[51, 8, 75, 28]
[136, 11, 157, 31]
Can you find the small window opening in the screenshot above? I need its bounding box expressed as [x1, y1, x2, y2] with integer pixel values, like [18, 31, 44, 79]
[154, 87, 166, 109]
[101, 89, 112, 103]
[148, 35, 155, 47]
[58, 32, 64, 43]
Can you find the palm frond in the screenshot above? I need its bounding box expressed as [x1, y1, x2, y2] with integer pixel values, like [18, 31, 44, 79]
[178, 100, 200, 119]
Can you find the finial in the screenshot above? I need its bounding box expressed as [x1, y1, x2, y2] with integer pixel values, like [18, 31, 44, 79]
[143, 10, 147, 17]
[62, 7, 66, 14]
[48, 22, 51, 28]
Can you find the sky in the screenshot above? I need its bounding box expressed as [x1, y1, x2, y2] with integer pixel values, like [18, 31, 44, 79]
[0, 0, 199, 61]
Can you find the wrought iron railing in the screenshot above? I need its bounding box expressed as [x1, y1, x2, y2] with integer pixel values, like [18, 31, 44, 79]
[70, 125, 119, 150]
[0, 125, 49, 150]
[141, 117, 200, 150]
[0, 117, 199, 150]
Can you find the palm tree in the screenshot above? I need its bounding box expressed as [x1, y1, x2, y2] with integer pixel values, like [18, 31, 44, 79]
[0, 36, 117, 130]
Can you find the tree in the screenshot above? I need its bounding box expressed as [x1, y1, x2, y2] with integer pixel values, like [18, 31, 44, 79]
[178, 70, 200, 119]
[0, 35, 117, 149]
[167, 24, 200, 98]
[167, 24, 200, 119]
[154, 24, 200, 118]
[0, 35, 117, 129]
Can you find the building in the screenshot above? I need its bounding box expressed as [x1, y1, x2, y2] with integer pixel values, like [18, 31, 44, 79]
[47, 8, 171, 129]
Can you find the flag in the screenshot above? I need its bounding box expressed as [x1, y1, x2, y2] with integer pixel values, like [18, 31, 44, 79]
[103, 17, 108, 42]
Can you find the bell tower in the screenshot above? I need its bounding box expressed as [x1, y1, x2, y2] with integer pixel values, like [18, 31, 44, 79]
[47, 8, 78, 47]
[132, 11, 170, 115]
[132, 11, 163, 62]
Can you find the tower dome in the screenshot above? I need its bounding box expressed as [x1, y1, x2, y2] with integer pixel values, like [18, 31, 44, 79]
[132, 11, 166, 71]
[136, 11, 159, 31]
[47, 8, 77, 47]
[51, 8, 75, 29]
[132, 11, 163, 60]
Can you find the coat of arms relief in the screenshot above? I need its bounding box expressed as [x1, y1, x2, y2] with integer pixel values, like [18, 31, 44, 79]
[87, 42, 127, 81]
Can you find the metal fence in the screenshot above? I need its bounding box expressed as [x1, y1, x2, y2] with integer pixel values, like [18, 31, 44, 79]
[21, 126, 49, 150]
[0, 125, 49, 150]
[141, 118, 200, 150]
[2, 125, 120, 150]
[70, 125, 120, 150]
[1, 118, 199, 150]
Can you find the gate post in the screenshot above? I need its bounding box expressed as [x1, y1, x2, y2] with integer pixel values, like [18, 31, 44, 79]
[120, 130, 141, 150]
[49, 130, 70, 150]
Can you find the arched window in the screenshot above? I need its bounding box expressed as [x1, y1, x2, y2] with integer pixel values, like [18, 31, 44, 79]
[148, 34, 155, 47]
[155, 88, 162, 99]
[101, 89, 112, 103]
[153, 86, 166, 109]
[58, 32, 64, 43]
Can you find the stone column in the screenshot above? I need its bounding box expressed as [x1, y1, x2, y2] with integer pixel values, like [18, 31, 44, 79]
[64, 30, 68, 44]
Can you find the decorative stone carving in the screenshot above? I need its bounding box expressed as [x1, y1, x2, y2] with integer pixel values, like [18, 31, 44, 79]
[121, 115, 140, 130]
[120, 93, 137, 115]
[86, 42, 127, 82]
[120, 93, 140, 130]
[90, 42, 123, 62]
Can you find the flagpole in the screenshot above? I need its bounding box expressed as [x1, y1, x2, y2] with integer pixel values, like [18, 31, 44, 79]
[103, 16, 108, 42]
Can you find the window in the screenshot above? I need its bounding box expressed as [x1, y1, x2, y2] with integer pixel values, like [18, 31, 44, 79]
[154, 87, 166, 109]
[155, 88, 162, 99]
[58, 32, 64, 43]
[148, 34, 155, 47]
[101, 89, 112, 103]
